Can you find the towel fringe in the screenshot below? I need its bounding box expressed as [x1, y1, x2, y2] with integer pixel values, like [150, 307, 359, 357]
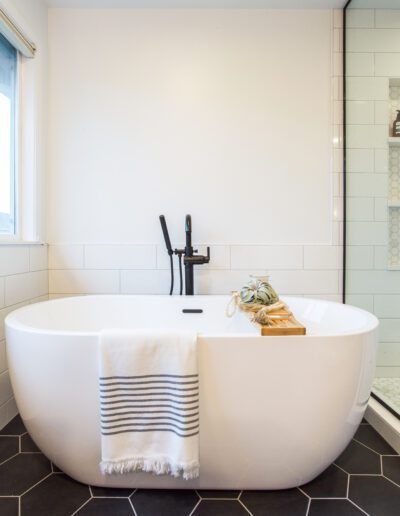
[100, 458, 199, 480]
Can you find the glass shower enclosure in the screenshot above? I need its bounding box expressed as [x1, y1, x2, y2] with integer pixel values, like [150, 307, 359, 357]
[345, 0, 400, 417]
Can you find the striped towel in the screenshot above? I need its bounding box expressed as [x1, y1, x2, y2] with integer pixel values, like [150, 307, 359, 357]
[98, 329, 199, 480]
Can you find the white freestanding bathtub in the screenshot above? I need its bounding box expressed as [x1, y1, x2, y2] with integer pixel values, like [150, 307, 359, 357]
[5, 295, 378, 490]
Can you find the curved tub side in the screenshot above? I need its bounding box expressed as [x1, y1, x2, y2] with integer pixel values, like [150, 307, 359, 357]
[6, 320, 378, 489]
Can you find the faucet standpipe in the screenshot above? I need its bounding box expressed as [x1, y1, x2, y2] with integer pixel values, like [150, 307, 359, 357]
[159, 214, 211, 295]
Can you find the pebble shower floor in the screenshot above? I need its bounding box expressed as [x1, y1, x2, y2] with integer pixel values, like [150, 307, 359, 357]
[0, 416, 400, 515]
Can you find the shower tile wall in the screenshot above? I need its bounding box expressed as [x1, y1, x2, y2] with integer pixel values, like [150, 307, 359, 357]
[346, 8, 400, 377]
[0, 246, 48, 428]
[47, 10, 344, 304]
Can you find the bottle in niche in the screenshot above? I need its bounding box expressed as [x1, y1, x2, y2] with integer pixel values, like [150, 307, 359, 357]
[393, 110, 400, 137]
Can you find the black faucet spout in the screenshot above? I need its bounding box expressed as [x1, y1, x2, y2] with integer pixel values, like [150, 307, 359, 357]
[185, 214, 192, 250]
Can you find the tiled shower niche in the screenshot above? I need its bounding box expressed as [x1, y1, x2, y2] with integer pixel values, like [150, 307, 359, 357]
[389, 82, 400, 136]
[388, 80, 400, 269]
[389, 207, 400, 269]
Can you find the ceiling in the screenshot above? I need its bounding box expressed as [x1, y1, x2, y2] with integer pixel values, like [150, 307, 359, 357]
[45, 1, 347, 8]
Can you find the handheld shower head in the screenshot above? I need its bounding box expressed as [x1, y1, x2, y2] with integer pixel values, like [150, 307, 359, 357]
[159, 215, 173, 256]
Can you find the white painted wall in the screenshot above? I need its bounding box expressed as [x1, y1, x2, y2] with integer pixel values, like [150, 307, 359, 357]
[0, 0, 49, 428]
[48, 9, 333, 246]
[47, 8, 343, 298]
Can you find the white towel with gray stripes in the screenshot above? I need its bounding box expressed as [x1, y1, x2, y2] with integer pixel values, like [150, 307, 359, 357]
[99, 328, 199, 480]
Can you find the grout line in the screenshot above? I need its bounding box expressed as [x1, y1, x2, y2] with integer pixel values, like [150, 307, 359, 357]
[380, 454, 383, 475]
[20, 472, 53, 497]
[238, 498, 254, 516]
[88, 496, 131, 499]
[352, 438, 382, 455]
[88, 486, 93, 497]
[0, 433, 26, 438]
[305, 497, 311, 516]
[128, 497, 138, 516]
[187, 498, 201, 516]
[297, 487, 311, 499]
[382, 474, 400, 489]
[18, 496, 21, 516]
[0, 452, 19, 467]
[346, 473, 350, 498]
[309, 497, 347, 500]
[350, 474, 382, 477]
[348, 498, 370, 516]
[70, 497, 92, 516]
[333, 462, 350, 474]
[193, 497, 240, 501]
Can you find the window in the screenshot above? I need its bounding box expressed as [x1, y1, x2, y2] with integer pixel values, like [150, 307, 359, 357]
[0, 32, 17, 236]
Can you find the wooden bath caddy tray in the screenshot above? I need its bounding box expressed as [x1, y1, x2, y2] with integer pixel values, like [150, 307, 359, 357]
[240, 304, 306, 336]
[256, 311, 306, 336]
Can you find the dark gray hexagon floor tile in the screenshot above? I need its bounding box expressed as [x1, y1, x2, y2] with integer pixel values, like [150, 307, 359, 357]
[197, 490, 240, 498]
[335, 440, 381, 474]
[308, 499, 365, 516]
[0, 453, 51, 495]
[192, 500, 249, 515]
[21, 473, 90, 516]
[131, 489, 199, 516]
[354, 425, 397, 455]
[75, 498, 134, 515]
[0, 415, 26, 436]
[52, 463, 63, 473]
[349, 475, 400, 516]
[0, 436, 19, 463]
[240, 489, 308, 516]
[91, 486, 135, 497]
[0, 497, 19, 516]
[301, 464, 348, 498]
[21, 434, 40, 453]
[383, 456, 400, 486]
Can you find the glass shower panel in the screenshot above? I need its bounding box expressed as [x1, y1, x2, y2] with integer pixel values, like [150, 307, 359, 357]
[345, 0, 400, 416]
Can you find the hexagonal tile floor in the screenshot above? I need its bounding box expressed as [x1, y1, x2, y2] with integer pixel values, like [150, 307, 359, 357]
[0, 416, 399, 515]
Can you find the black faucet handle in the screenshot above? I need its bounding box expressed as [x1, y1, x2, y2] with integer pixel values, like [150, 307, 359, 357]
[184, 246, 210, 265]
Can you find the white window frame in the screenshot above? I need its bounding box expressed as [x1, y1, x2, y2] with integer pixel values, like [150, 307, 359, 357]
[0, 47, 19, 242]
[0, 7, 42, 245]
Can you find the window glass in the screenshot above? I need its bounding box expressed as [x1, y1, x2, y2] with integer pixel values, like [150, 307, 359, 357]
[0, 33, 17, 235]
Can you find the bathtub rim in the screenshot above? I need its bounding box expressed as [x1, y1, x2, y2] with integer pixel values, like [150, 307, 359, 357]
[5, 294, 379, 339]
